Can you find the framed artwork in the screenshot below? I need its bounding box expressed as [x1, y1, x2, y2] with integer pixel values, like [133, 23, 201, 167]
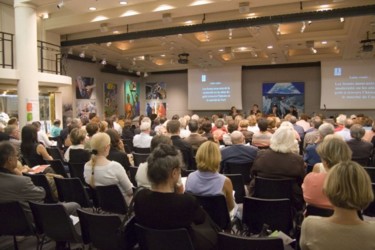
[76, 76, 96, 99]
[124, 80, 140, 119]
[145, 82, 167, 100]
[104, 83, 118, 117]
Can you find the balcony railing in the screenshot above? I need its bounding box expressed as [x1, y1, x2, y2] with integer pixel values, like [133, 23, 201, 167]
[37, 40, 63, 74]
[0, 31, 14, 69]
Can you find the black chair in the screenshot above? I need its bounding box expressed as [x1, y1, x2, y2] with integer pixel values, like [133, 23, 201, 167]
[222, 161, 252, 184]
[190, 193, 231, 231]
[364, 183, 375, 217]
[181, 169, 194, 177]
[242, 197, 294, 236]
[133, 147, 151, 154]
[129, 165, 138, 187]
[0, 202, 40, 250]
[135, 223, 194, 250]
[253, 176, 294, 199]
[77, 209, 122, 250]
[29, 202, 82, 249]
[132, 152, 150, 166]
[122, 139, 134, 154]
[305, 204, 333, 217]
[218, 232, 284, 250]
[68, 162, 86, 184]
[46, 159, 69, 178]
[46, 147, 65, 162]
[95, 185, 128, 214]
[54, 177, 92, 208]
[364, 167, 375, 183]
[23, 172, 57, 203]
[225, 174, 246, 204]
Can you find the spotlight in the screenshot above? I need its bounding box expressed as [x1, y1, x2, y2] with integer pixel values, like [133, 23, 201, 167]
[239, 2, 250, 14]
[116, 62, 122, 70]
[57, 0, 64, 9]
[162, 13, 172, 23]
[91, 55, 97, 62]
[79, 51, 85, 58]
[101, 58, 107, 65]
[136, 71, 141, 76]
[144, 72, 148, 77]
[68, 48, 73, 55]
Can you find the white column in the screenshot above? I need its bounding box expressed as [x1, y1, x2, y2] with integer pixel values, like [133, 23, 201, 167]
[14, 0, 39, 127]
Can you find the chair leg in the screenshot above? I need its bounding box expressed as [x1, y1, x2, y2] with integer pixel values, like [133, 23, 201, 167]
[13, 236, 19, 250]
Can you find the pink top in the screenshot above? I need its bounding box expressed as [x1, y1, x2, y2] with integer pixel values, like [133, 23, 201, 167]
[302, 172, 333, 209]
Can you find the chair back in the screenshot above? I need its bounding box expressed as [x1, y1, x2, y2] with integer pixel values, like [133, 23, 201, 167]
[218, 232, 284, 250]
[68, 162, 86, 185]
[253, 176, 294, 199]
[225, 174, 246, 203]
[181, 169, 194, 177]
[96, 185, 128, 214]
[122, 139, 133, 154]
[133, 152, 150, 166]
[129, 166, 138, 187]
[54, 177, 92, 207]
[77, 208, 122, 250]
[28, 201, 82, 243]
[364, 183, 375, 217]
[135, 223, 194, 250]
[242, 197, 293, 235]
[0, 201, 34, 236]
[364, 167, 375, 183]
[23, 173, 57, 203]
[191, 193, 231, 230]
[46, 147, 65, 162]
[133, 147, 151, 154]
[305, 204, 333, 217]
[222, 162, 252, 184]
[46, 159, 68, 178]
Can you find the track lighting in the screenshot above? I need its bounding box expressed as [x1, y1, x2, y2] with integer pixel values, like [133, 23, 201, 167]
[57, 0, 64, 9]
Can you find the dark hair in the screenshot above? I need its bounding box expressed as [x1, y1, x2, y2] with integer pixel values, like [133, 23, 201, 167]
[0, 141, 16, 169]
[200, 120, 212, 134]
[227, 120, 238, 133]
[106, 129, 121, 150]
[106, 118, 114, 129]
[20, 125, 38, 155]
[188, 120, 199, 133]
[53, 119, 61, 126]
[69, 128, 86, 145]
[167, 120, 180, 134]
[150, 135, 172, 151]
[171, 114, 180, 120]
[7, 117, 18, 125]
[258, 118, 268, 132]
[31, 121, 41, 129]
[89, 113, 97, 120]
[86, 122, 99, 137]
[81, 117, 89, 126]
[147, 144, 181, 185]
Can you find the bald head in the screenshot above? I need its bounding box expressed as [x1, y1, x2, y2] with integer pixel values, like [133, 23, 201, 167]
[231, 131, 244, 145]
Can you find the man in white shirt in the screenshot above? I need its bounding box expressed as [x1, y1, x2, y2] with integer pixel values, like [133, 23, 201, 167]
[133, 121, 152, 148]
[32, 121, 57, 147]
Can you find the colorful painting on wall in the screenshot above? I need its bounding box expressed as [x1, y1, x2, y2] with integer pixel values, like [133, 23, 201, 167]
[124, 80, 140, 119]
[76, 76, 96, 99]
[76, 100, 97, 119]
[145, 82, 167, 100]
[262, 82, 305, 118]
[145, 101, 167, 117]
[104, 83, 118, 117]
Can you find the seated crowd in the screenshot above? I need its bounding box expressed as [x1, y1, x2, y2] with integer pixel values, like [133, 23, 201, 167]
[0, 110, 374, 249]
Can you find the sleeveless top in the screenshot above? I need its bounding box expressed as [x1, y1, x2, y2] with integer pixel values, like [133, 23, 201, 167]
[185, 170, 226, 195]
[23, 143, 46, 167]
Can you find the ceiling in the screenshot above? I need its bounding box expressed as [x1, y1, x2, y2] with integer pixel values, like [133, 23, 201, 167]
[3, 0, 375, 75]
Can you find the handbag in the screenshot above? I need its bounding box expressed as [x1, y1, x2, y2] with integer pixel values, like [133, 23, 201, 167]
[117, 187, 144, 250]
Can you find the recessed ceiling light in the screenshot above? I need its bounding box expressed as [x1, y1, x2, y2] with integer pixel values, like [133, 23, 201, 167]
[119, 1, 128, 5]
[267, 45, 273, 49]
[113, 30, 120, 34]
[321, 41, 327, 45]
[89, 7, 96, 11]
[185, 20, 193, 25]
[160, 54, 166, 57]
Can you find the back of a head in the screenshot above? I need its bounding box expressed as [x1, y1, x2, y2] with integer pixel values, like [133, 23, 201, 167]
[70, 128, 87, 145]
[4, 125, 17, 136]
[324, 161, 373, 210]
[195, 141, 221, 172]
[239, 119, 249, 129]
[31, 121, 41, 129]
[200, 120, 212, 133]
[106, 129, 120, 148]
[350, 124, 365, 140]
[21, 124, 37, 144]
[53, 119, 61, 126]
[191, 114, 199, 121]
[147, 144, 181, 185]
[167, 120, 180, 134]
[344, 118, 354, 129]
[336, 114, 347, 125]
[230, 131, 244, 145]
[257, 118, 268, 132]
[179, 117, 187, 128]
[316, 134, 352, 168]
[140, 121, 151, 132]
[171, 114, 180, 120]
[86, 122, 99, 137]
[150, 135, 172, 151]
[227, 120, 238, 133]
[188, 120, 199, 133]
[289, 116, 297, 124]
[318, 123, 334, 139]
[0, 141, 16, 168]
[90, 132, 110, 154]
[270, 127, 298, 154]
[311, 116, 323, 129]
[215, 119, 224, 129]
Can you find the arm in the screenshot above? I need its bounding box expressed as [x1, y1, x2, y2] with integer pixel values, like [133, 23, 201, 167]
[21, 177, 46, 201]
[36, 144, 53, 161]
[115, 163, 134, 196]
[223, 177, 235, 212]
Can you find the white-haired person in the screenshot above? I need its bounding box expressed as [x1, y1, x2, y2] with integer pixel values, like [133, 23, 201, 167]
[84, 132, 133, 205]
[250, 126, 305, 211]
[133, 121, 153, 148]
[300, 161, 375, 250]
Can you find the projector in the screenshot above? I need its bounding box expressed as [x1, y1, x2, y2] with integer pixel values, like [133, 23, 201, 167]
[362, 44, 374, 52]
[178, 53, 189, 64]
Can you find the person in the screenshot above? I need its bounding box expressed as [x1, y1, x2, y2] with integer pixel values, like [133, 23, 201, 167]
[250, 126, 305, 211]
[300, 161, 375, 250]
[335, 118, 353, 141]
[249, 104, 261, 115]
[186, 141, 237, 217]
[285, 105, 298, 118]
[302, 135, 352, 209]
[4, 125, 21, 155]
[21, 125, 53, 167]
[84, 122, 99, 150]
[125, 94, 133, 119]
[346, 124, 373, 166]
[238, 119, 253, 144]
[106, 129, 131, 172]
[133, 121, 153, 149]
[251, 118, 272, 148]
[32, 121, 57, 147]
[303, 116, 323, 149]
[184, 119, 207, 155]
[84, 132, 133, 205]
[50, 119, 62, 138]
[270, 104, 281, 118]
[134, 143, 218, 250]
[222, 120, 238, 145]
[229, 106, 239, 119]
[64, 128, 90, 163]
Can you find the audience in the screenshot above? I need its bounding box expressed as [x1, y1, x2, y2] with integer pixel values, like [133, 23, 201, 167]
[303, 116, 323, 149]
[133, 121, 153, 149]
[346, 124, 373, 166]
[184, 119, 207, 155]
[4, 125, 21, 155]
[50, 119, 62, 138]
[134, 143, 218, 250]
[32, 121, 56, 147]
[251, 118, 272, 148]
[64, 128, 90, 163]
[84, 122, 99, 150]
[106, 129, 131, 172]
[300, 161, 375, 250]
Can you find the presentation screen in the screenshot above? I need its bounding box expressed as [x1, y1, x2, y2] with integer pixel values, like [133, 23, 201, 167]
[321, 59, 375, 109]
[188, 66, 242, 110]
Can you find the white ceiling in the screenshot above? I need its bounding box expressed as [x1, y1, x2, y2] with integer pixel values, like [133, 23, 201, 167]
[3, 0, 375, 74]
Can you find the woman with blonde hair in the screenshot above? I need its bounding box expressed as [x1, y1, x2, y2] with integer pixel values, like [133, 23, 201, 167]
[302, 134, 352, 209]
[83, 132, 133, 204]
[185, 141, 236, 216]
[300, 161, 375, 250]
